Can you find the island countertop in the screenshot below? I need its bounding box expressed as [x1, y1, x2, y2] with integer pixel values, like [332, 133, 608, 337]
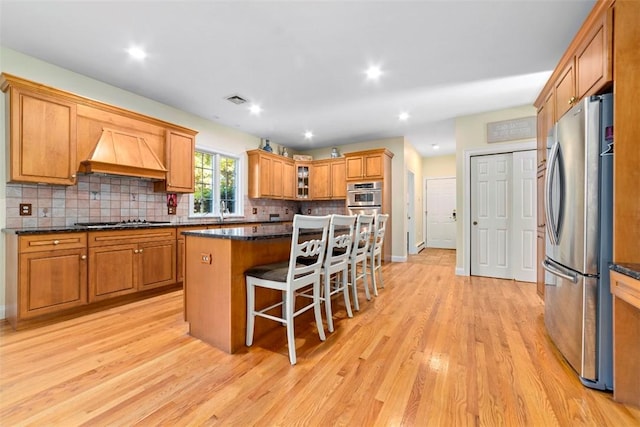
[182, 223, 300, 241]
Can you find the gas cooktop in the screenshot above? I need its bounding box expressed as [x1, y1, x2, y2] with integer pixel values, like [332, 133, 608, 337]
[75, 220, 172, 229]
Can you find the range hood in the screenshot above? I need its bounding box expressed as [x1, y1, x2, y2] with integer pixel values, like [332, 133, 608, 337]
[80, 128, 167, 180]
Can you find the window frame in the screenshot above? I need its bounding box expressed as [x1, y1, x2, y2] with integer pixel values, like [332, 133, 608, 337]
[189, 147, 243, 219]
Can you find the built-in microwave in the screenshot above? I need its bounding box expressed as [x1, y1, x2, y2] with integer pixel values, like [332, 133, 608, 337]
[347, 181, 382, 207]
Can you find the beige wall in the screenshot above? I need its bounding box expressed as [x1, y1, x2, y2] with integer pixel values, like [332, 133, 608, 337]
[454, 104, 537, 273]
[423, 154, 456, 178]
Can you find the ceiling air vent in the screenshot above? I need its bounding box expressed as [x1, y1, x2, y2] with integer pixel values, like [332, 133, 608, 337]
[225, 94, 248, 105]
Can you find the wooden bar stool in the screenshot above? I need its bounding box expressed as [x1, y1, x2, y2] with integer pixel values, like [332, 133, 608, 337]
[245, 214, 331, 365]
[348, 214, 374, 311]
[368, 214, 389, 296]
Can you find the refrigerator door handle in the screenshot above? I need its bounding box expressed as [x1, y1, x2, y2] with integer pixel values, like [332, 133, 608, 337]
[545, 140, 561, 245]
[543, 259, 578, 284]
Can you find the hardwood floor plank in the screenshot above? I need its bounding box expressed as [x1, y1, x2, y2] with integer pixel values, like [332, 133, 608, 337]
[1, 248, 639, 426]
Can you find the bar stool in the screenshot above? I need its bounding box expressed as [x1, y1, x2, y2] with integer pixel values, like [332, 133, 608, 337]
[245, 214, 331, 365]
[348, 214, 374, 311]
[320, 214, 356, 333]
[368, 213, 389, 296]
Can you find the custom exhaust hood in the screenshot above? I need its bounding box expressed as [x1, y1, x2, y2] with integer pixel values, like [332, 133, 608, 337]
[80, 128, 167, 180]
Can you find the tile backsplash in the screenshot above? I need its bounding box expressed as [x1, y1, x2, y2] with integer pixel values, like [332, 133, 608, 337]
[5, 174, 347, 228]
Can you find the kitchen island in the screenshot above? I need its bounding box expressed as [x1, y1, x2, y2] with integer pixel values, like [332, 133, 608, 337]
[182, 224, 299, 353]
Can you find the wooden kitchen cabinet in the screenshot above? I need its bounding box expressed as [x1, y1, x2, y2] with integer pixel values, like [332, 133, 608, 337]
[310, 159, 346, 200]
[311, 160, 331, 199]
[345, 149, 393, 182]
[536, 3, 612, 123]
[4, 232, 88, 329]
[1, 77, 78, 185]
[610, 270, 640, 407]
[331, 159, 346, 199]
[247, 150, 295, 200]
[88, 228, 176, 302]
[282, 161, 296, 199]
[154, 129, 197, 193]
[295, 162, 311, 199]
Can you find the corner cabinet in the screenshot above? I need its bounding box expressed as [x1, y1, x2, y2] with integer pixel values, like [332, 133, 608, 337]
[1, 78, 78, 185]
[296, 162, 311, 199]
[5, 232, 88, 328]
[345, 149, 393, 182]
[154, 129, 197, 193]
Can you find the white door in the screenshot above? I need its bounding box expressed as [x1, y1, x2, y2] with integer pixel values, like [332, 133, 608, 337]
[471, 154, 512, 279]
[512, 150, 537, 282]
[426, 177, 456, 249]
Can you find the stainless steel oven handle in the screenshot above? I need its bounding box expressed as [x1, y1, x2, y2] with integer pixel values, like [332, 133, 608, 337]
[542, 259, 578, 284]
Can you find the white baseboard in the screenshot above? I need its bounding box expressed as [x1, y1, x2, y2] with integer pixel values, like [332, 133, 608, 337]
[0, 305, 5, 321]
[455, 267, 467, 276]
[391, 255, 407, 262]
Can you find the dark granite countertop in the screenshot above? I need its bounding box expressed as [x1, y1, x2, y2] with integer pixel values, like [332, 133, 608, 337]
[182, 223, 297, 241]
[610, 263, 640, 281]
[1, 219, 291, 235]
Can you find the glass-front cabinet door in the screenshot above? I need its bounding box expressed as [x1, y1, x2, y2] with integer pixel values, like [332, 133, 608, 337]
[296, 163, 310, 199]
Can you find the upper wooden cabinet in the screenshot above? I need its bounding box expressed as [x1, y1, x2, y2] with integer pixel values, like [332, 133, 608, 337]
[331, 159, 346, 199]
[310, 159, 345, 200]
[1, 73, 198, 189]
[154, 129, 196, 193]
[345, 149, 393, 182]
[2, 81, 78, 185]
[247, 150, 295, 200]
[535, 2, 612, 123]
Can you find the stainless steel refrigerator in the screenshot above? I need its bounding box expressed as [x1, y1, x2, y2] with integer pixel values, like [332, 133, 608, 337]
[543, 93, 613, 390]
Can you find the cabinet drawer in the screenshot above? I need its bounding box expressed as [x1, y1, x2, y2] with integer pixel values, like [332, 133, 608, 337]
[611, 271, 640, 309]
[88, 228, 176, 247]
[20, 232, 87, 253]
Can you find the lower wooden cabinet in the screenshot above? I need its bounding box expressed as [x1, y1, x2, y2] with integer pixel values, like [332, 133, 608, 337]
[88, 228, 176, 302]
[13, 233, 88, 323]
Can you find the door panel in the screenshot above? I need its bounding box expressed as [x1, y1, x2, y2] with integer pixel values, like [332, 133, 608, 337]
[513, 150, 538, 282]
[471, 154, 512, 279]
[425, 178, 456, 249]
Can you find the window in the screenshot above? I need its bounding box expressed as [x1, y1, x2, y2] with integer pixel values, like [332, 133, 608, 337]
[190, 149, 241, 217]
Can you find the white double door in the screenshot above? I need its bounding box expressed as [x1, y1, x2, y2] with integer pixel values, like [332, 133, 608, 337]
[470, 150, 536, 282]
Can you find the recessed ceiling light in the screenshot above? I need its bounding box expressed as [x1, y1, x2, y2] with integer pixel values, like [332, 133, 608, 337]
[432, 144, 440, 150]
[398, 112, 410, 121]
[365, 65, 383, 80]
[304, 131, 313, 140]
[127, 46, 147, 60]
[249, 104, 262, 115]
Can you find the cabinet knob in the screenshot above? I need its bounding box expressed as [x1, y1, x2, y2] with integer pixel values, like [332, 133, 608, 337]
[72, 174, 76, 178]
[473, 221, 478, 225]
[139, 249, 144, 253]
[53, 240, 60, 245]
[568, 96, 576, 105]
[134, 249, 139, 254]
[81, 255, 87, 260]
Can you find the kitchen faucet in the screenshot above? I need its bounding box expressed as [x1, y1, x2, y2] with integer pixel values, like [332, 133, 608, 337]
[219, 201, 228, 222]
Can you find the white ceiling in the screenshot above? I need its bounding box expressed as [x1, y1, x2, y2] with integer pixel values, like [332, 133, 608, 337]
[0, 0, 595, 157]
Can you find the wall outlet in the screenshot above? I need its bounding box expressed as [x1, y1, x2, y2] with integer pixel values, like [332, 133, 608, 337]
[167, 206, 176, 215]
[252, 207, 258, 215]
[19, 203, 32, 216]
[285, 208, 289, 214]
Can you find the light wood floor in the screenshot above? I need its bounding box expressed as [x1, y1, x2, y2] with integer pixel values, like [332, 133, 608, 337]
[2, 248, 639, 426]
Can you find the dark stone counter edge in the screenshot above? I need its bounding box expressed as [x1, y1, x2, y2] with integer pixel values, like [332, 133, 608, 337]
[610, 263, 640, 281]
[182, 224, 297, 241]
[1, 219, 292, 235]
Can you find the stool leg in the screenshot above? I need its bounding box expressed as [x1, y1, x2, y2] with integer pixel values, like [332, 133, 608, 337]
[324, 272, 335, 333]
[285, 289, 297, 365]
[350, 262, 360, 311]
[246, 280, 255, 346]
[362, 257, 371, 301]
[314, 278, 326, 342]
[342, 270, 353, 318]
